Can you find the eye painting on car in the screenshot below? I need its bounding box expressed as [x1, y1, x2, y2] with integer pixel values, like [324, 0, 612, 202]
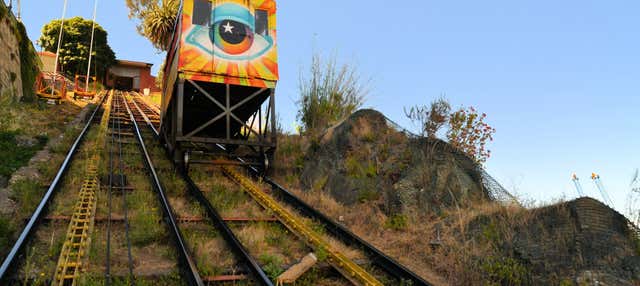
[186, 2, 274, 61]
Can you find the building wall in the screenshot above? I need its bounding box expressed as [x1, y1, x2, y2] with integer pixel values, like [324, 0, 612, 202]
[0, 11, 23, 97]
[107, 63, 160, 92]
[108, 65, 141, 89]
[139, 67, 160, 93]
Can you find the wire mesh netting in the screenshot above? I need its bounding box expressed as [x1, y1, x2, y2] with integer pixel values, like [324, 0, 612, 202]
[382, 114, 520, 205]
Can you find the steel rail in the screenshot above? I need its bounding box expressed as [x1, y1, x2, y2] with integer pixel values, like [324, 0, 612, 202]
[178, 169, 274, 286]
[130, 96, 159, 137]
[129, 93, 273, 286]
[0, 92, 108, 281]
[131, 92, 432, 285]
[121, 93, 204, 286]
[105, 92, 115, 284]
[242, 162, 433, 286]
[118, 93, 135, 283]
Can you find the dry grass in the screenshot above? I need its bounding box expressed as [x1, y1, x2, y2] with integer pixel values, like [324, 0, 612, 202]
[194, 167, 374, 284]
[0, 96, 89, 135]
[281, 183, 534, 285]
[137, 92, 161, 110]
[268, 119, 543, 284]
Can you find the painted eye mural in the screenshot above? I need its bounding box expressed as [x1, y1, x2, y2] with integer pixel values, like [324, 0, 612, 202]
[180, 0, 278, 87]
[214, 20, 254, 55]
[186, 2, 274, 61]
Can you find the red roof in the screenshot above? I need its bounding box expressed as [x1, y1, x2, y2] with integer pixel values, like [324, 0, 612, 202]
[38, 51, 56, 58]
[116, 60, 153, 68]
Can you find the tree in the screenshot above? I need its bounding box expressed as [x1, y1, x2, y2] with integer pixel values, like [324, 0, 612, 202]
[38, 17, 116, 79]
[297, 53, 368, 135]
[126, 0, 179, 51]
[155, 61, 165, 90]
[404, 96, 451, 138]
[447, 107, 496, 163]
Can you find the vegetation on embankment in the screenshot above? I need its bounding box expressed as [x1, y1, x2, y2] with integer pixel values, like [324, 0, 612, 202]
[15, 19, 40, 102]
[268, 52, 640, 285]
[0, 92, 89, 181]
[0, 92, 93, 259]
[0, 1, 41, 101]
[272, 110, 640, 285]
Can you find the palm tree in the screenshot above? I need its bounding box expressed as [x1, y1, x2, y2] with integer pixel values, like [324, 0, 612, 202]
[127, 0, 179, 51]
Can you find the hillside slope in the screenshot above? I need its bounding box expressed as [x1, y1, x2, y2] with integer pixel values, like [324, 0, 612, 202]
[300, 109, 488, 215]
[274, 109, 640, 285]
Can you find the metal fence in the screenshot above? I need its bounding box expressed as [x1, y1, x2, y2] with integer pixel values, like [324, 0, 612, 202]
[382, 114, 519, 205]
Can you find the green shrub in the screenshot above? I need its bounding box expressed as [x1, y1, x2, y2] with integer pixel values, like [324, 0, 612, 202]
[312, 175, 328, 192]
[385, 214, 408, 231]
[559, 279, 573, 286]
[481, 256, 530, 285]
[0, 2, 7, 19]
[345, 155, 377, 180]
[0, 131, 47, 177]
[481, 221, 501, 244]
[362, 131, 376, 143]
[357, 188, 379, 203]
[259, 253, 284, 280]
[130, 207, 164, 246]
[296, 53, 368, 135]
[14, 20, 41, 102]
[10, 179, 44, 218]
[315, 247, 328, 262]
[345, 156, 361, 178]
[0, 215, 15, 257]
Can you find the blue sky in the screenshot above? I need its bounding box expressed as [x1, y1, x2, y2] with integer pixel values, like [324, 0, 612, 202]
[11, 0, 639, 214]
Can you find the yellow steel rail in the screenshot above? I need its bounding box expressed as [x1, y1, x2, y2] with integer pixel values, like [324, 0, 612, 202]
[53, 91, 112, 286]
[222, 166, 384, 286]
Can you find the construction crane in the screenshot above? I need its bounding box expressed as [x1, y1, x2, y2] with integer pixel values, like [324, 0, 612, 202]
[591, 172, 613, 206]
[571, 173, 585, 196]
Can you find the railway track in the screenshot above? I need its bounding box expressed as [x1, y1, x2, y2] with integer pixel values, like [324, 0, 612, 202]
[241, 165, 432, 286]
[0, 90, 432, 285]
[0, 91, 108, 284]
[0, 91, 184, 285]
[130, 94, 375, 285]
[126, 91, 282, 285]
[131, 93, 432, 285]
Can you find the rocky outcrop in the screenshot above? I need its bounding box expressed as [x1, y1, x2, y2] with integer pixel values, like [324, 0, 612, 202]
[300, 109, 487, 214]
[494, 197, 640, 285]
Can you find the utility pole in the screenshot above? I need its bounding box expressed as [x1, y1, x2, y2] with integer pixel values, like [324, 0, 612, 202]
[85, 0, 98, 91]
[52, 0, 69, 98]
[16, 0, 20, 20]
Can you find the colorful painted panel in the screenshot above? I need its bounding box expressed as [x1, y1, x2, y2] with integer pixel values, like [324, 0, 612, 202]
[179, 0, 278, 88]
